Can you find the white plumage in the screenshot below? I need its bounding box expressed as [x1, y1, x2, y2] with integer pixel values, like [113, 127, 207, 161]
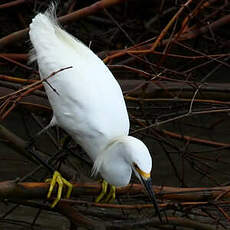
[29, 4, 161, 221]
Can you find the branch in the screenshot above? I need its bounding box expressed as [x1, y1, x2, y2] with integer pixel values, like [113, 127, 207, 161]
[1, 181, 230, 202]
[3, 180, 225, 229]
[159, 129, 230, 148]
[0, 0, 26, 9]
[0, 0, 128, 49]
[106, 216, 224, 230]
[150, 0, 194, 52]
[0, 67, 71, 119]
[57, 202, 105, 230]
[180, 14, 230, 40]
[0, 123, 76, 178]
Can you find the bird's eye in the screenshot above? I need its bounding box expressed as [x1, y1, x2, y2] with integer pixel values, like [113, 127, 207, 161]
[133, 163, 138, 169]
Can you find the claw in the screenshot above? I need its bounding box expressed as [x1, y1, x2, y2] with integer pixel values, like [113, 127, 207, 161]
[46, 171, 73, 208]
[104, 185, 116, 203]
[95, 180, 116, 203]
[95, 180, 108, 203]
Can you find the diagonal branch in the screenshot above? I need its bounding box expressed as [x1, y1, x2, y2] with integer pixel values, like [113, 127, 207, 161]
[0, 0, 128, 49]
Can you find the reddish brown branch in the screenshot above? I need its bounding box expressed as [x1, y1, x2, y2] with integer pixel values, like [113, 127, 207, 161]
[0, 54, 34, 71]
[180, 14, 230, 40]
[0, 75, 37, 84]
[1, 181, 230, 202]
[0, 67, 71, 119]
[1, 180, 224, 229]
[151, 0, 194, 52]
[103, 9, 230, 63]
[0, 0, 128, 49]
[0, 0, 26, 9]
[160, 129, 230, 148]
[0, 53, 28, 61]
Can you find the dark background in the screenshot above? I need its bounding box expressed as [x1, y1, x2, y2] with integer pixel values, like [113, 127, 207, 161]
[0, 0, 230, 229]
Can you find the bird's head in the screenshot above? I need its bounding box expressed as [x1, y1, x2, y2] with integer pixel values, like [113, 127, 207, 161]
[92, 135, 162, 222]
[123, 136, 162, 223]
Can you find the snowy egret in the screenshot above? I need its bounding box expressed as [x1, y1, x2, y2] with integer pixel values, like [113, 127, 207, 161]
[29, 3, 162, 222]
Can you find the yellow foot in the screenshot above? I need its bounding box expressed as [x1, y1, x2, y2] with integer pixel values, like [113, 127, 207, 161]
[46, 171, 73, 208]
[95, 180, 116, 203]
[104, 184, 116, 203]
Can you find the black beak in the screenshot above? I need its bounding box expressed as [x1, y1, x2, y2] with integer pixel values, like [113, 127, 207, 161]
[141, 177, 163, 223]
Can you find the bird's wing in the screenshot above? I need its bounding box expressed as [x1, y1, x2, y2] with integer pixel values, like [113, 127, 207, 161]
[29, 11, 130, 156]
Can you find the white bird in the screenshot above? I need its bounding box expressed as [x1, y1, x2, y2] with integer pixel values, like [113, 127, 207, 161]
[29, 3, 162, 222]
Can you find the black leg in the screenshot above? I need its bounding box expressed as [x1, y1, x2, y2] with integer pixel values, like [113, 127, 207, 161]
[25, 145, 55, 173]
[26, 123, 55, 173]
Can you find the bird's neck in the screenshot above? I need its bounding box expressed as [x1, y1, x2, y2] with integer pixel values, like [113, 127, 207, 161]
[73, 134, 116, 161]
[75, 135, 130, 162]
[92, 136, 132, 186]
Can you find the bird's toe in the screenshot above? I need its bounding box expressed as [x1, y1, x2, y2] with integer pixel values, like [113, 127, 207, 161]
[46, 171, 72, 208]
[104, 185, 116, 203]
[95, 180, 108, 203]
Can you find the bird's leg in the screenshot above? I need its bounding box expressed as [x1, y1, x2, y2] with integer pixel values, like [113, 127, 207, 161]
[25, 121, 56, 177]
[95, 180, 108, 203]
[104, 185, 116, 203]
[36, 124, 52, 138]
[28, 115, 57, 148]
[26, 147, 73, 208]
[95, 180, 116, 203]
[27, 123, 52, 148]
[25, 122, 73, 208]
[46, 171, 73, 208]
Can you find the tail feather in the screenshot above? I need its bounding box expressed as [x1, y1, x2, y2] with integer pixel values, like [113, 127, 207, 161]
[30, 2, 58, 35]
[29, 8, 58, 63]
[29, 2, 93, 64]
[29, 4, 56, 62]
[29, 2, 102, 79]
[29, 2, 65, 62]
